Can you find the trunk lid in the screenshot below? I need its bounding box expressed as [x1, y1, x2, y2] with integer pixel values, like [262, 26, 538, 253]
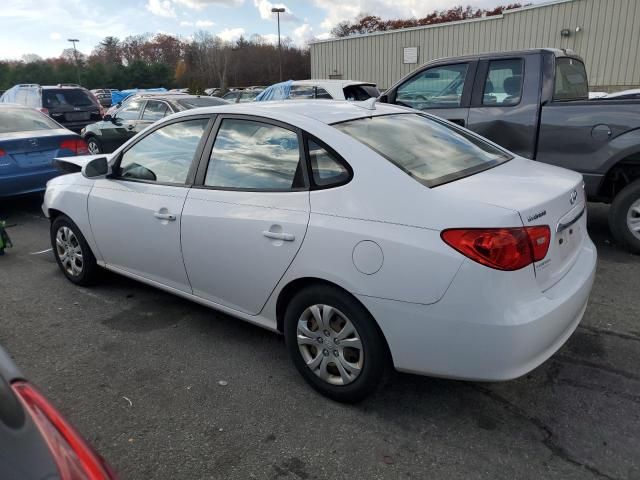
[438, 157, 586, 290]
[0, 129, 81, 173]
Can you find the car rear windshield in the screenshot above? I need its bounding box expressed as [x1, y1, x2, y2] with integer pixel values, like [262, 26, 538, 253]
[0, 107, 60, 134]
[333, 113, 511, 187]
[43, 89, 96, 108]
[554, 58, 589, 101]
[343, 85, 380, 101]
[177, 97, 226, 109]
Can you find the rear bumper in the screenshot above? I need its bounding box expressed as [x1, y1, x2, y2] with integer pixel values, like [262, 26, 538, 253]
[358, 236, 597, 381]
[0, 168, 61, 197]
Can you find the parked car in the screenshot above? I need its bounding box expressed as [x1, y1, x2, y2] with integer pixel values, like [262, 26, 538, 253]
[604, 88, 640, 100]
[0, 104, 88, 197]
[205, 87, 221, 96]
[82, 94, 228, 154]
[222, 88, 265, 103]
[0, 345, 117, 479]
[91, 88, 116, 107]
[105, 90, 181, 117]
[45, 100, 596, 402]
[256, 80, 380, 102]
[0, 84, 102, 132]
[380, 48, 640, 252]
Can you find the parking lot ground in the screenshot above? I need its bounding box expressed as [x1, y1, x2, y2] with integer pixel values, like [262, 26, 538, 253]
[1, 194, 639, 480]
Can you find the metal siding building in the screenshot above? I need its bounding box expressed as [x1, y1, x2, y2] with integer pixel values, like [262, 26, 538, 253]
[310, 0, 640, 91]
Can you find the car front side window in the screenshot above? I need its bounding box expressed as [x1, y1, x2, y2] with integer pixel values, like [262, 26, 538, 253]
[396, 63, 469, 109]
[116, 100, 144, 121]
[117, 118, 208, 184]
[204, 118, 304, 190]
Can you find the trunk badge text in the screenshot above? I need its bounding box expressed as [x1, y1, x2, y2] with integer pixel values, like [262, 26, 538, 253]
[527, 210, 547, 222]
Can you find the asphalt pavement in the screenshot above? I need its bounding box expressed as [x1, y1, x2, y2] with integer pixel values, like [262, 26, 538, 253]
[1, 194, 639, 480]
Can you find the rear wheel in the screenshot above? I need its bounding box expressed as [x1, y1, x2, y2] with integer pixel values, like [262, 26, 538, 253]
[86, 136, 102, 155]
[51, 215, 100, 285]
[284, 285, 390, 403]
[609, 179, 640, 254]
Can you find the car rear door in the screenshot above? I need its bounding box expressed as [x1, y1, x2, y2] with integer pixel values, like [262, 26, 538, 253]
[465, 54, 541, 159]
[181, 114, 310, 315]
[390, 61, 477, 127]
[88, 115, 213, 292]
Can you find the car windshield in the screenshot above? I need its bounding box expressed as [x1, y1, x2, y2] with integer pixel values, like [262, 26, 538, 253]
[0, 107, 60, 133]
[177, 97, 226, 108]
[334, 113, 511, 187]
[43, 89, 96, 108]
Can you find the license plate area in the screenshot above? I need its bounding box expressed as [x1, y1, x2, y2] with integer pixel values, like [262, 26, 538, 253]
[65, 112, 90, 121]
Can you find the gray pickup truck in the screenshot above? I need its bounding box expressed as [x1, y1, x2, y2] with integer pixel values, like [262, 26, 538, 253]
[381, 48, 640, 253]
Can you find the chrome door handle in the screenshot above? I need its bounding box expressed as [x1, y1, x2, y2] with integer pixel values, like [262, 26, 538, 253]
[154, 212, 176, 221]
[262, 231, 295, 241]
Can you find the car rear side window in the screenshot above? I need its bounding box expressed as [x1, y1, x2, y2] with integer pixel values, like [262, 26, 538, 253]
[307, 139, 350, 187]
[205, 118, 304, 190]
[334, 113, 510, 187]
[0, 108, 59, 133]
[482, 59, 524, 106]
[43, 89, 95, 108]
[315, 87, 332, 99]
[118, 119, 208, 184]
[554, 58, 589, 101]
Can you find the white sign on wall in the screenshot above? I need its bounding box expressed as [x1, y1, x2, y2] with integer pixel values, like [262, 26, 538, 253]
[403, 47, 418, 64]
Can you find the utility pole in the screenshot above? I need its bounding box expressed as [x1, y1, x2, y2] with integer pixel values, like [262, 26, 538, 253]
[67, 38, 81, 85]
[271, 7, 285, 82]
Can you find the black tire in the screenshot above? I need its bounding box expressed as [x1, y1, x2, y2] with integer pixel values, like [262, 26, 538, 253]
[86, 136, 102, 155]
[50, 215, 100, 285]
[608, 179, 640, 254]
[284, 285, 391, 403]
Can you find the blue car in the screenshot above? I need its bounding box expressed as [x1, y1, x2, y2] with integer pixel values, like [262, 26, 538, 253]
[0, 104, 88, 197]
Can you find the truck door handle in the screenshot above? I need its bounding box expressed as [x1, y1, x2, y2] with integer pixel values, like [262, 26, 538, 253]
[154, 212, 176, 221]
[263, 231, 295, 241]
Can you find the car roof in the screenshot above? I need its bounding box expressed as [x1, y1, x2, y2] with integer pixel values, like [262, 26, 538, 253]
[426, 48, 582, 65]
[292, 79, 376, 88]
[170, 99, 407, 125]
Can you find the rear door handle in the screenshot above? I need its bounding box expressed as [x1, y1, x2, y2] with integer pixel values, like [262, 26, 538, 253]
[154, 212, 176, 221]
[262, 231, 295, 241]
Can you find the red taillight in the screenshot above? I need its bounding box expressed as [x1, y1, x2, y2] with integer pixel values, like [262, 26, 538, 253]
[11, 381, 117, 480]
[38, 107, 50, 115]
[0, 148, 5, 157]
[441, 226, 551, 271]
[59, 139, 89, 155]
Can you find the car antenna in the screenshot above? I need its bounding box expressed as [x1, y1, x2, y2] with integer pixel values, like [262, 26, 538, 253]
[355, 97, 377, 111]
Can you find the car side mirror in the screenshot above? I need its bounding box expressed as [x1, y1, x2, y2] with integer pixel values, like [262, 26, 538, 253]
[103, 114, 112, 121]
[378, 94, 389, 103]
[82, 157, 110, 178]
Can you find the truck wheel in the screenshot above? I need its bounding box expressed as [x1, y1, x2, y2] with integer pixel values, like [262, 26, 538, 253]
[609, 179, 640, 254]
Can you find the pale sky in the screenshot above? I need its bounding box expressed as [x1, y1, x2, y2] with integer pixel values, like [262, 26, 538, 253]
[0, 0, 547, 60]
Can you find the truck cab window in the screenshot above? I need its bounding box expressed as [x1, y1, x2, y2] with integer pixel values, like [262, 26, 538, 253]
[396, 63, 468, 109]
[482, 59, 524, 106]
[554, 58, 589, 101]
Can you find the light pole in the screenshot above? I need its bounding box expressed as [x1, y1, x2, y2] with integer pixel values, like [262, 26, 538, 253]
[271, 7, 285, 82]
[67, 38, 81, 85]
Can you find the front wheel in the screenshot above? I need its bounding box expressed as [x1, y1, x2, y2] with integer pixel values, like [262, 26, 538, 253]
[86, 136, 102, 155]
[609, 179, 640, 254]
[51, 215, 100, 285]
[284, 285, 390, 403]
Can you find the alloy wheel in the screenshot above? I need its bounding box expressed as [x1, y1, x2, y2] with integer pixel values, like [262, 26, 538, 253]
[55, 226, 84, 277]
[627, 199, 640, 241]
[296, 304, 364, 386]
[87, 139, 100, 155]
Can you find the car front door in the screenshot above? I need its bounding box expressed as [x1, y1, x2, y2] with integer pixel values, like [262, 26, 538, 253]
[88, 116, 212, 292]
[181, 115, 310, 315]
[389, 61, 476, 127]
[100, 99, 145, 152]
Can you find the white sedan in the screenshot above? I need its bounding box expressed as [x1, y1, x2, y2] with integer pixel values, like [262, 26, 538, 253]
[44, 100, 597, 402]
